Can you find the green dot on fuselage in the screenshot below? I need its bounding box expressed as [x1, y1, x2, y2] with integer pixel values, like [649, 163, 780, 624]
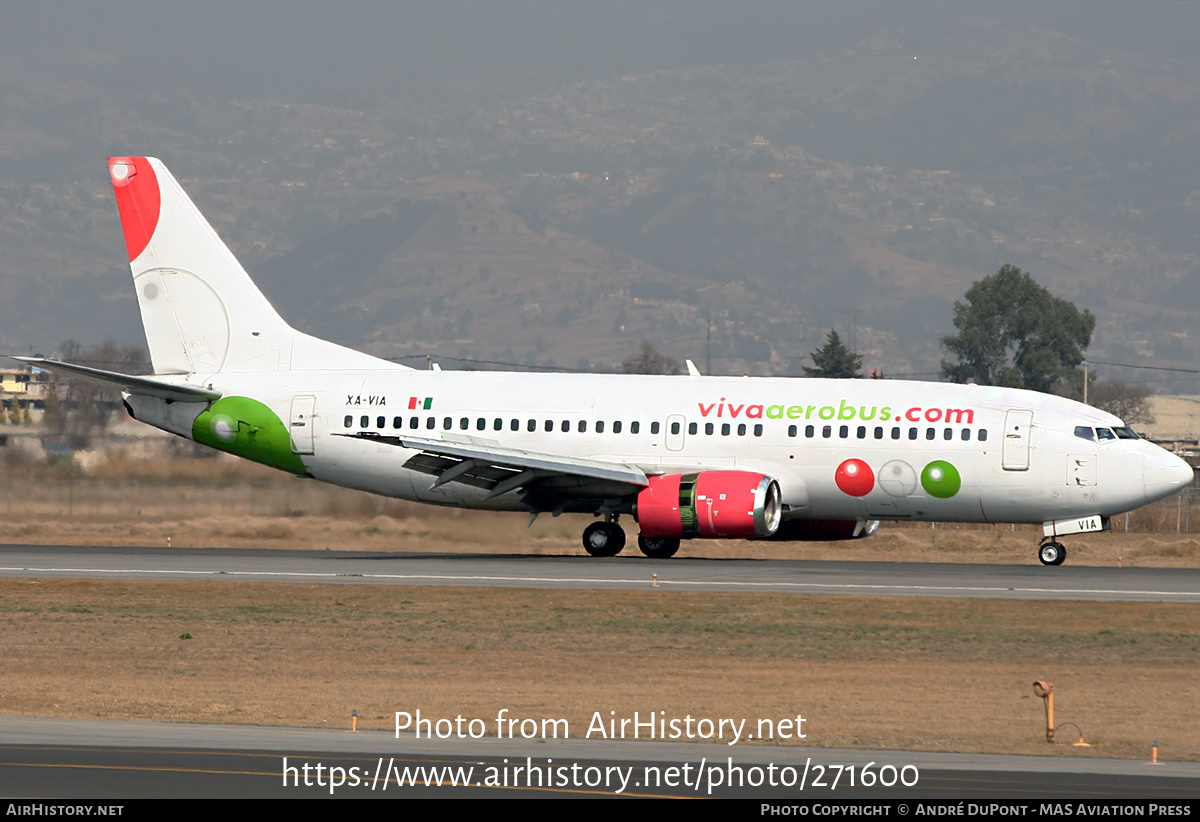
[921, 460, 961, 498]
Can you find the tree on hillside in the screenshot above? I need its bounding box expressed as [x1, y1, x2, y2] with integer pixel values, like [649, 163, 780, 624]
[1089, 380, 1155, 424]
[941, 264, 1094, 394]
[619, 341, 682, 375]
[804, 330, 862, 378]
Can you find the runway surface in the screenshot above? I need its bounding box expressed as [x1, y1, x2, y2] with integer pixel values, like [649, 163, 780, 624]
[1, 543, 1199, 601]
[1, 718, 1196, 799]
[5, 546, 1198, 799]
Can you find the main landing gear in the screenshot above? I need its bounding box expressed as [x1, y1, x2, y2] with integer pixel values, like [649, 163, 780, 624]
[582, 519, 625, 557]
[580, 514, 682, 558]
[1038, 539, 1067, 566]
[637, 535, 680, 559]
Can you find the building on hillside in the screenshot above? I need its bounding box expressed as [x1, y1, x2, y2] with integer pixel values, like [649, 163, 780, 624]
[0, 367, 50, 412]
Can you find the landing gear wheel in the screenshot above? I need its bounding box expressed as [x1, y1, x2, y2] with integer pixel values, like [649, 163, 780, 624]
[1038, 541, 1066, 566]
[583, 522, 625, 557]
[638, 535, 681, 559]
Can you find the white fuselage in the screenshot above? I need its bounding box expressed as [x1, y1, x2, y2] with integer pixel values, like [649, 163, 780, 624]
[130, 368, 1186, 526]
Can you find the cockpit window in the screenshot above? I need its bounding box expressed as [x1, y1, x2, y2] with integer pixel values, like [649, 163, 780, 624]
[1113, 426, 1140, 440]
[1074, 426, 1095, 441]
[1096, 427, 1116, 441]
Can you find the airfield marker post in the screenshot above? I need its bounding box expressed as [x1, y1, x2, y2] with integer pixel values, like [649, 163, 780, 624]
[1033, 681, 1054, 743]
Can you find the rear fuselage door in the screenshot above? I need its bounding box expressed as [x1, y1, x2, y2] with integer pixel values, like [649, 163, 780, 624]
[1002, 409, 1033, 471]
[290, 394, 317, 454]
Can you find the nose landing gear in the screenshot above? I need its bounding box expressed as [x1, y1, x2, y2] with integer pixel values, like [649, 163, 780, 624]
[1038, 539, 1067, 566]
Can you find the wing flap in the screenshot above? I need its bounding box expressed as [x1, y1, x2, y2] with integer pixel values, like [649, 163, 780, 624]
[338, 432, 649, 496]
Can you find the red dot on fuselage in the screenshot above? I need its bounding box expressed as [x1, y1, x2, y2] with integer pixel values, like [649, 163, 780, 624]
[835, 458, 875, 496]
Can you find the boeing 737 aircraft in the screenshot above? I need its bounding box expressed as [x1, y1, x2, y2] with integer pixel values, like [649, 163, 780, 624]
[14, 157, 1194, 564]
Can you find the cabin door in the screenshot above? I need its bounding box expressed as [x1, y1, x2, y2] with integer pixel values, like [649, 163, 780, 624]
[290, 395, 317, 455]
[1001, 409, 1033, 471]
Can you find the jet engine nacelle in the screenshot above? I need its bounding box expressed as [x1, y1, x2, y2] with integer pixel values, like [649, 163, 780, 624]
[636, 471, 782, 539]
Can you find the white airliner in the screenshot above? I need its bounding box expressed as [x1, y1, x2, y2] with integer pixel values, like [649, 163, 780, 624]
[15, 157, 1194, 564]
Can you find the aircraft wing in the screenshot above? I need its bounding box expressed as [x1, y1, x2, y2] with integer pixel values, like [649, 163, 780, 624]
[339, 432, 649, 503]
[9, 356, 221, 403]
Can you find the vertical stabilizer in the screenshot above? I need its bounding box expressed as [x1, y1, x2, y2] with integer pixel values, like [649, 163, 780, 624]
[109, 157, 395, 375]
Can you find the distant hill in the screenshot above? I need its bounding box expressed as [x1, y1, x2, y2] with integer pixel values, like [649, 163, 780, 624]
[1, 5, 1199, 388]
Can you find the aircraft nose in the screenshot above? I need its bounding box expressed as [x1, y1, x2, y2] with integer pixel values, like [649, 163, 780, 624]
[1144, 446, 1194, 504]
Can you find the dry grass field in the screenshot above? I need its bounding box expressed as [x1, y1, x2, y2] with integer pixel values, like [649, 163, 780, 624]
[3, 451, 1199, 566]
[1, 450, 1198, 761]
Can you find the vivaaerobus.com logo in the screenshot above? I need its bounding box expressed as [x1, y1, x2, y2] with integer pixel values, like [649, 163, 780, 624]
[698, 398, 975, 425]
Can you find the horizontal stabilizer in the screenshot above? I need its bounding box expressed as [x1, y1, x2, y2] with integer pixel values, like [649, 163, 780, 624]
[11, 356, 221, 403]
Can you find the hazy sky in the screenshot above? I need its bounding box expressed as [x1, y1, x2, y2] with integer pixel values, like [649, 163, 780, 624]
[4, 2, 1196, 105]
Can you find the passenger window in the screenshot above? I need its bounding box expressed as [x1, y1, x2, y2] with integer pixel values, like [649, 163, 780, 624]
[788, 425, 798, 438]
[596, 421, 605, 433]
[527, 419, 536, 432]
[839, 425, 849, 438]
[1074, 426, 1095, 441]
[891, 427, 900, 440]
[908, 428, 918, 440]
[377, 416, 385, 428]
[978, 430, 988, 442]
[393, 416, 403, 429]
[443, 417, 452, 430]
[754, 424, 763, 437]
[874, 427, 883, 440]
[460, 418, 469, 430]
[545, 420, 553, 432]
[856, 426, 866, 439]
[427, 417, 435, 430]
[561, 420, 571, 433]
[576, 420, 585, 433]
[961, 429, 970, 441]
[410, 417, 420, 429]
[670, 421, 680, 435]
[926, 428, 935, 440]
[720, 423, 730, 436]
[688, 422, 698, 435]
[943, 428, 952, 440]
[343, 415, 352, 428]
[705, 422, 714, 435]
[613, 421, 623, 434]
[634, 422, 642, 434]
[649, 422, 658, 435]
[737, 423, 746, 436]
[805, 425, 815, 438]
[822, 425, 832, 438]
[360, 416, 369, 428]
[477, 418, 486, 431]
[511, 419, 519, 431]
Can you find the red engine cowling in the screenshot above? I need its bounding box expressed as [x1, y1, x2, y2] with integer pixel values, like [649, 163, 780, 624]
[636, 471, 782, 539]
